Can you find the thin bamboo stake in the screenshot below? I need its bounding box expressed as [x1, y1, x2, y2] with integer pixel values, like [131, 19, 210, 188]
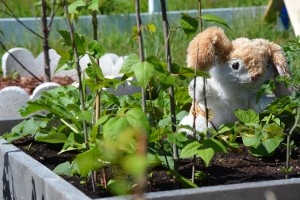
[160, 0, 179, 165]
[135, 0, 147, 113]
[192, 0, 205, 183]
[41, 0, 51, 82]
[91, 9, 100, 192]
[62, 0, 96, 191]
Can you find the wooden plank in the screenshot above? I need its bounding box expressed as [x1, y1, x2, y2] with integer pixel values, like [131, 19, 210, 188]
[263, 0, 285, 23]
[284, 0, 300, 36]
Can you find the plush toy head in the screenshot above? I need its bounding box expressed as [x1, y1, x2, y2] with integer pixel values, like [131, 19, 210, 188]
[186, 26, 291, 95]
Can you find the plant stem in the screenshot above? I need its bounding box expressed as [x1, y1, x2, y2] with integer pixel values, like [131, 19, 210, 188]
[91, 8, 105, 190]
[192, 0, 204, 184]
[285, 108, 300, 179]
[41, 0, 51, 82]
[62, 2, 97, 190]
[91, 9, 99, 192]
[160, 0, 179, 170]
[134, 0, 147, 113]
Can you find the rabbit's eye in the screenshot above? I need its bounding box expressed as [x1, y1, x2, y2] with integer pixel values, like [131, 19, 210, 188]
[232, 62, 239, 70]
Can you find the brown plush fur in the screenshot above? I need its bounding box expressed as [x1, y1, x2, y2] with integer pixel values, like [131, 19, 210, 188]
[186, 26, 232, 71]
[186, 26, 290, 78]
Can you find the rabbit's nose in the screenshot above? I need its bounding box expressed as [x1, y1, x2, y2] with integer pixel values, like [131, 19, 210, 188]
[251, 74, 261, 81]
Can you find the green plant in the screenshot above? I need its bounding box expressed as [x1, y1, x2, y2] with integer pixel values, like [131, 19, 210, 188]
[235, 109, 285, 156]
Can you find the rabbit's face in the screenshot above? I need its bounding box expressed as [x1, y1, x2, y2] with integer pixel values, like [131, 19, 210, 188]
[210, 58, 269, 89]
[210, 38, 273, 89]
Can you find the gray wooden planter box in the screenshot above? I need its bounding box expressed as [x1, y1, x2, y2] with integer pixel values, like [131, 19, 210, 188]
[1, 118, 300, 200]
[1, 137, 300, 200]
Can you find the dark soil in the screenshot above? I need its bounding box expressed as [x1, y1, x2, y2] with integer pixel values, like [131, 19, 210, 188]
[0, 76, 74, 95]
[12, 136, 300, 199]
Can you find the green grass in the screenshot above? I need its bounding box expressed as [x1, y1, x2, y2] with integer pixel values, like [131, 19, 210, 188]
[0, 0, 268, 18]
[0, 15, 298, 69]
[0, 0, 298, 76]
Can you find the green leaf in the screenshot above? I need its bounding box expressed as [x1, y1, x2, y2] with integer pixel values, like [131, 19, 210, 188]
[201, 14, 231, 30]
[131, 26, 138, 40]
[88, 0, 99, 11]
[173, 66, 208, 78]
[103, 116, 131, 141]
[76, 147, 103, 177]
[263, 123, 284, 135]
[234, 109, 259, 124]
[85, 79, 101, 92]
[120, 54, 140, 74]
[133, 61, 154, 89]
[85, 57, 104, 81]
[68, 0, 86, 13]
[56, 57, 75, 73]
[126, 108, 150, 135]
[23, 118, 47, 135]
[180, 13, 198, 36]
[176, 111, 189, 121]
[88, 41, 105, 59]
[53, 161, 72, 176]
[167, 132, 188, 148]
[107, 178, 130, 195]
[146, 24, 156, 33]
[250, 136, 284, 156]
[122, 154, 147, 178]
[36, 133, 68, 143]
[197, 146, 214, 167]
[57, 30, 72, 46]
[74, 32, 86, 56]
[180, 141, 201, 158]
[204, 138, 228, 153]
[242, 131, 261, 147]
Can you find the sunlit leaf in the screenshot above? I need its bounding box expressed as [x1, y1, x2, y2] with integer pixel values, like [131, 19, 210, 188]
[146, 23, 156, 33]
[88, 0, 99, 11]
[68, 0, 86, 13]
[120, 54, 140, 74]
[201, 14, 231, 30]
[131, 26, 138, 40]
[57, 30, 72, 47]
[180, 13, 198, 36]
[180, 141, 200, 158]
[56, 57, 75, 73]
[204, 138, 228, 153]
[122, 154, 147, 178]
[76, 147, 102, 177]
[53, 161, 72, 176]
[235, 109, 259, 124]
[126, 108, 151, 135]
[36, 133, 68, 143]
[197, 146, 214, 167]
[88, 40, 105, 59]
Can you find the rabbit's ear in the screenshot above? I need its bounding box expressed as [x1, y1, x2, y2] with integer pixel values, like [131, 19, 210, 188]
[186, 26, 232, 71]
[269, 43, 292, 96]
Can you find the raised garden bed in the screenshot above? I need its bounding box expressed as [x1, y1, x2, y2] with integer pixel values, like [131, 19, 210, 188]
[1, 131, 300, 200]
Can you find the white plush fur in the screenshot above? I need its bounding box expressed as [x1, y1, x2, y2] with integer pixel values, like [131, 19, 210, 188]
[179, 27, 291, 136]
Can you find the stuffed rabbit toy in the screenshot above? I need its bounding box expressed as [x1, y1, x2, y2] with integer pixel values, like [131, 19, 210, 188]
[180, 26, 292, 135]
